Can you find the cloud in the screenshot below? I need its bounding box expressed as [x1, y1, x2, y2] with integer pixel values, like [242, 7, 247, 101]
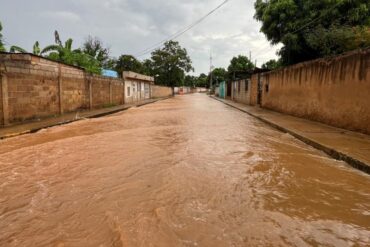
[42, 11, 81, 22]
[0, 0, 281, 74]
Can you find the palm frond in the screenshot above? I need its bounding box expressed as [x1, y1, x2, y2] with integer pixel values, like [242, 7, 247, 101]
[40, 45, 61, 55]
[10, 45, 27, 53]
[33, 41, 41, 55]
[65, 38, 73, 51]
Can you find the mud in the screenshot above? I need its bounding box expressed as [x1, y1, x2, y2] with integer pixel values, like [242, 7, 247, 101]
[0, 94, 369, 246]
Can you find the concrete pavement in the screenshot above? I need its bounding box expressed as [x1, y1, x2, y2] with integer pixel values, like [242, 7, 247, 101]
[211, 96, 370, 174]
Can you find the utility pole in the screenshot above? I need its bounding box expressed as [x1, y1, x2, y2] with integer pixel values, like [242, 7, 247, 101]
[249, 51, 252, 61]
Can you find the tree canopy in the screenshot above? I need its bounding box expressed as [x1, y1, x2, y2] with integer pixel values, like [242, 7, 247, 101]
[261, 59, 281, 70]
[227, 55, 255, 74]
[208, 67, 227, 86]
[0, 21, 6, 52]
[254, 0, 370, 65]
[149, 40, 193, 87]
[41, 31, 101, 74]
[82, 36, 110, 68]
[114, 55, 144, 76]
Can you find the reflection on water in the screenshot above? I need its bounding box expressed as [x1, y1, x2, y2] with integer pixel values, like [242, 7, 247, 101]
[0, 94, 369, 246]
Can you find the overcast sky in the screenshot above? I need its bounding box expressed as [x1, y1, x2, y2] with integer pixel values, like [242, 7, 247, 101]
[0, 0, 281, 74]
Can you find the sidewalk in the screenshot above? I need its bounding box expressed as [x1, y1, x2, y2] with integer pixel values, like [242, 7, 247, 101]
[0, 97, 170, 140]
[211, 96, 370, 174]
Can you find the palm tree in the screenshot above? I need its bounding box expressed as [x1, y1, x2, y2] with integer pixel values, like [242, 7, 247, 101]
[41, 31, 81, 64]
[40, 31, 102, 74]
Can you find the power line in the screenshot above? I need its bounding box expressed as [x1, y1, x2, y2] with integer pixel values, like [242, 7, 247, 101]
[135, 0, 231, 58]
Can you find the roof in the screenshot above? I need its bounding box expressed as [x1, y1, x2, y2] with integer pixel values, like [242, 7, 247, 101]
[122, 71, 154, 84]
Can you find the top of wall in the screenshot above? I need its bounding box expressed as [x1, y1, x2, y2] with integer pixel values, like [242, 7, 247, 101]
[0, 52, 84, 71]
[256, 48, 370, 77]
[0, 52, 123, 81]
[123, 71, 154, 84]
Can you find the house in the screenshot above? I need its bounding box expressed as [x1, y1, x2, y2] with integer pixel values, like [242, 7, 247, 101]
[122, 71, 154, 104]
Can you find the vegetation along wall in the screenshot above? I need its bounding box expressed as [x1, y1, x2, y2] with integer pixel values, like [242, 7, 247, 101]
[0, 53, 170, 126]
[260, 48, 370, 134]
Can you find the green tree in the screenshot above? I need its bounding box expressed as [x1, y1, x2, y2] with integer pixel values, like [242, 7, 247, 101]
[208, 67, 227, 86]
[0, 21, 6, 52]
[196, 73, 208, 88]
[115, 55, 144, 76]
[227, 55, 255, 75]
[142, 59, 155, 75]
[41, 31, 101, 74]
[184, 75, 197, 87]
[261, 59, 282, 70]
[104, 58, 118, 70]
[82, 36, 110, 67]
[254, 0, 370, 65]
[150, 40, 193, 87]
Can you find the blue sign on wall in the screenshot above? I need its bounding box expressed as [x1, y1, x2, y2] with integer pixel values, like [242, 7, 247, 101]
[102, 69, 119, 78]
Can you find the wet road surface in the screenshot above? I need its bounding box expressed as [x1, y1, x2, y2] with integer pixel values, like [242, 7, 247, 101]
[0, 94, 369, 246]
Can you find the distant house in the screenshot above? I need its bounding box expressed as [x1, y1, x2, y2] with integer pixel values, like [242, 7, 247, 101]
[122, 71, 154, 104]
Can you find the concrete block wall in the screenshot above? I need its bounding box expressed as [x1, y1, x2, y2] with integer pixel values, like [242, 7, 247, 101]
[0, 53, 126, 126]
[0, 54, 61, 123]
[259, 48, 370, 134]
[0, 53, 173, 126]
[151, 85, 173, 98]
[250, 74, 259, 106]
[231, 80, 251, 105]
[91, 76, 111, 108]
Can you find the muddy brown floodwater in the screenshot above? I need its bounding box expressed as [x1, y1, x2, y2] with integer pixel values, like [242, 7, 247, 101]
[0, 94, 370, 247]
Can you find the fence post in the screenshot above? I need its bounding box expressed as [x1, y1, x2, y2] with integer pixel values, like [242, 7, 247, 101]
[87, 75, 93, 110]
[1, 73, 9, 126]
[109, 81, 113, 104]
[58, 64, 63, 115]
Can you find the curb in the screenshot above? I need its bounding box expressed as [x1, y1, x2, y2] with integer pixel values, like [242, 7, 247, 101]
[0, 97, 172, 140]
[210, 96, 370, 175]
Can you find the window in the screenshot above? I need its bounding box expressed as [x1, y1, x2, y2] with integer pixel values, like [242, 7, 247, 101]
[127, 87, 131, 97]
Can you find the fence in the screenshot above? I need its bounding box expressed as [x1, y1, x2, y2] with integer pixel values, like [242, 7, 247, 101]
[253, 48, 370, 134]
[0, 53, 172, 126]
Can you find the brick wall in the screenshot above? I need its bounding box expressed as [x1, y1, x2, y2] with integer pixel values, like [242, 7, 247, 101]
[0, 74, 3, 124]
[91, 76, 111, 108]
[0, 53, 125, 126]
[111, 80, 124, 105]
[259, 48, 370, 134]
[0, 53, 173, 126]
[151, 85, 173, 98]
[250, 74, 259, 106]
[231, 80, 251, 105]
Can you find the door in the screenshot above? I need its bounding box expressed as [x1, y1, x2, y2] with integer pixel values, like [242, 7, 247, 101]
[227, 81, 232, 97]
[257, 75, 263, 105]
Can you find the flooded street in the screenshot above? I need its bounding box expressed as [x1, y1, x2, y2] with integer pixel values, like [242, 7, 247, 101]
[0, 94, 369, 246]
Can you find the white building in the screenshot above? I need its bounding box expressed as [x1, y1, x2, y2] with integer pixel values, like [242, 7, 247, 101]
[122, 71, 154, 104]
